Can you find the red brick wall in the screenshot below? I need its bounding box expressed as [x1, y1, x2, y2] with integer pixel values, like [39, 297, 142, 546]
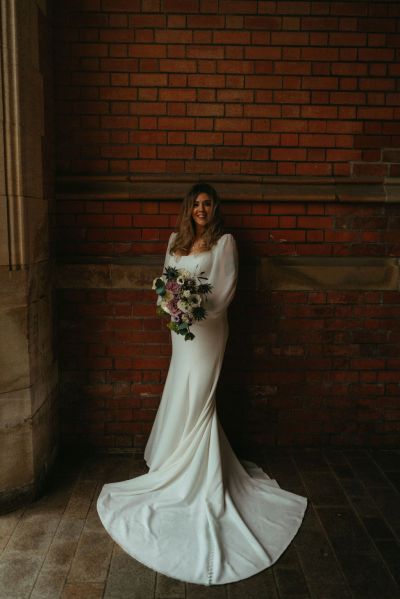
[54, 0, 400, 177]
[54, 0, 400, 450]
[56, 193, 400, 258]
[57, 197, 400, 450]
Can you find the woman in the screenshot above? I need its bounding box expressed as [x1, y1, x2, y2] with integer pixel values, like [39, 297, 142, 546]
[97, 183, 307, 586]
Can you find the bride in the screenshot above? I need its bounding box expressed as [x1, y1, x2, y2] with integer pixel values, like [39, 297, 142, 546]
[97, 182, 307, 586]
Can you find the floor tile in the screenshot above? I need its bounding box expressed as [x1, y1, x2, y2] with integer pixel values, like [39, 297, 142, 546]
[155, 572, 185, 598]
[61, 582, 105, 599]
[294, 507, 352, 599]
[227, 568, 278, 599]
[68, 529, 113, 583]
[0, 551, 43, 599]
[30, 569, 68, 599]
[104, 546, 156, 599]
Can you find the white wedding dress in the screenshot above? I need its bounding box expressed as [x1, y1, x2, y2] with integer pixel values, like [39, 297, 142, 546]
[97, 233, 307, 586]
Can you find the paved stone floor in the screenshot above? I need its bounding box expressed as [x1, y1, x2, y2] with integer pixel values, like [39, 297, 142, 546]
[0, 448, 399, 599]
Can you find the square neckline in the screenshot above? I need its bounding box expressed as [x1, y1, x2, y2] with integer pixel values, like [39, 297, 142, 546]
[172, 233, 229, 260]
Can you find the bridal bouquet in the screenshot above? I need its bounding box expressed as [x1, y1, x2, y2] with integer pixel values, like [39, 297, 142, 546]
[153, 266, 212, 341]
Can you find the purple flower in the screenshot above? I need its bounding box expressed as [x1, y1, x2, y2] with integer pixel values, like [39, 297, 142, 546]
[166, 281, 180, 293]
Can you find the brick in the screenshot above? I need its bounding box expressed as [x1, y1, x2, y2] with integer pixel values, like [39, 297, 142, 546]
[358, 107, 394, 120]
[130, 74, 168, 86]
[301, 47, 339, 61]
[186, 46, 224, 59]
[243, 133, 280, 145]
[164, 0, 198, 10]
[217, 60, 254, 74]
[360, 79, 396, 91]
[242, 216, 279, 228]
[244, 104, 281, 117]
[187, 103, 224, 117]
[271, 148, 307, 161]
[246, 75, 283, 89]
[358, 48, 395, 61]
[271, 119, 307, 132]
[214, 147, 251, 160]
[329, 32, 367, 46]
[271, 32, 309, 46]
[301, 105, 338, 119]
[274, 90, 310, 103]
[245, 16, 281, 29]
[215, 118, 251, 131]
[130, 14, 165, 27]
[330, 92, 366, 105]
[188, 74, 225, 88]
[297, 216, 333, 228]
[155, 30, 193, 44]
[220, 1, 257, 14]
[102, 0, 140, 9]
[186, 132, 223, 144]
[274, 61, 311, 75]
[160, 59, 197, 73]
[245, 46, 282, 60]
[158, 117, 195, 130]
[214, 31, 251, 45]
[187, 15, 224, 28]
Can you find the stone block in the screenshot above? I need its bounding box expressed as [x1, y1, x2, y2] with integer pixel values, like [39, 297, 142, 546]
[31, 394, 58, 477]
[0, 268, 27, 308]
[31, 362, 58, 417]
[28, 260, 52, 303]
[56, 264, 112, 289]
[26, 199, 49, 264]
[258, 257, 399, 291]
[0, 421, 34, 491]
[0, 305, 30, 393]
[0, 388, 31, 428]
[111, 263, 161, 289]
[385, 181, 400, 203]
[0, 199, 9, 266]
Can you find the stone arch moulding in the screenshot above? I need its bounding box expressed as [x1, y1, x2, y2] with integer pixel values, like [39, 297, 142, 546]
[0, 0, 26, 270]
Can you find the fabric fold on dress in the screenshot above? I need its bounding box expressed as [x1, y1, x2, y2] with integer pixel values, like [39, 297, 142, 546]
[97, 233, 307, 586]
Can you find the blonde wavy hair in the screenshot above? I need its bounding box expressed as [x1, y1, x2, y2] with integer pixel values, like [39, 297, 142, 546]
[171, 183, 224, 256]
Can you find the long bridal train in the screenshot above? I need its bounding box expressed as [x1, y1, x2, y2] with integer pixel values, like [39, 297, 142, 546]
[97, 233, 307, 586]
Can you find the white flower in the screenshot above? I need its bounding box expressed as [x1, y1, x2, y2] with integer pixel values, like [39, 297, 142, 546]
[160, 300, 171, 314]
[177, 300, 189, 313]
[152, 276, 166, 290]
[189, 294, 202, 307]
[183, 289, 191, 298]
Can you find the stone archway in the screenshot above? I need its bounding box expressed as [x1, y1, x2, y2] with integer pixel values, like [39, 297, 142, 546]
[0, 0, 58, 512]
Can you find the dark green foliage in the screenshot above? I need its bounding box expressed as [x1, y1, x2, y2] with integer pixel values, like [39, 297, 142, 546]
[192, 306, 206, 321]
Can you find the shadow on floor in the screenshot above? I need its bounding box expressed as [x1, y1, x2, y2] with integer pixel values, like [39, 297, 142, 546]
[0, 448, 399, 599]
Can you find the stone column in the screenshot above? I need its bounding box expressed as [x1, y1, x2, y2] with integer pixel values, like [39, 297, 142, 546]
[0, 0, 58, 512]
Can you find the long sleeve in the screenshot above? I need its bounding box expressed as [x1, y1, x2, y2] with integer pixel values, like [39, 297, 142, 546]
[162, 232, 177, 272]
[205, 234, 238, 319]
[156, 232, 176, 307]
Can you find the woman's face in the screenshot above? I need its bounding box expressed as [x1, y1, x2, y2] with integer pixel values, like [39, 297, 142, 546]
[191, 193, 213, 232]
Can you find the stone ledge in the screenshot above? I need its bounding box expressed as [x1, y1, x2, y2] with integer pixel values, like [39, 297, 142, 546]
[56, 262, 162, 290]
[57, 257, 400, 292]
[55, 174, 400, 203]
[258, 257, 400, 291]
